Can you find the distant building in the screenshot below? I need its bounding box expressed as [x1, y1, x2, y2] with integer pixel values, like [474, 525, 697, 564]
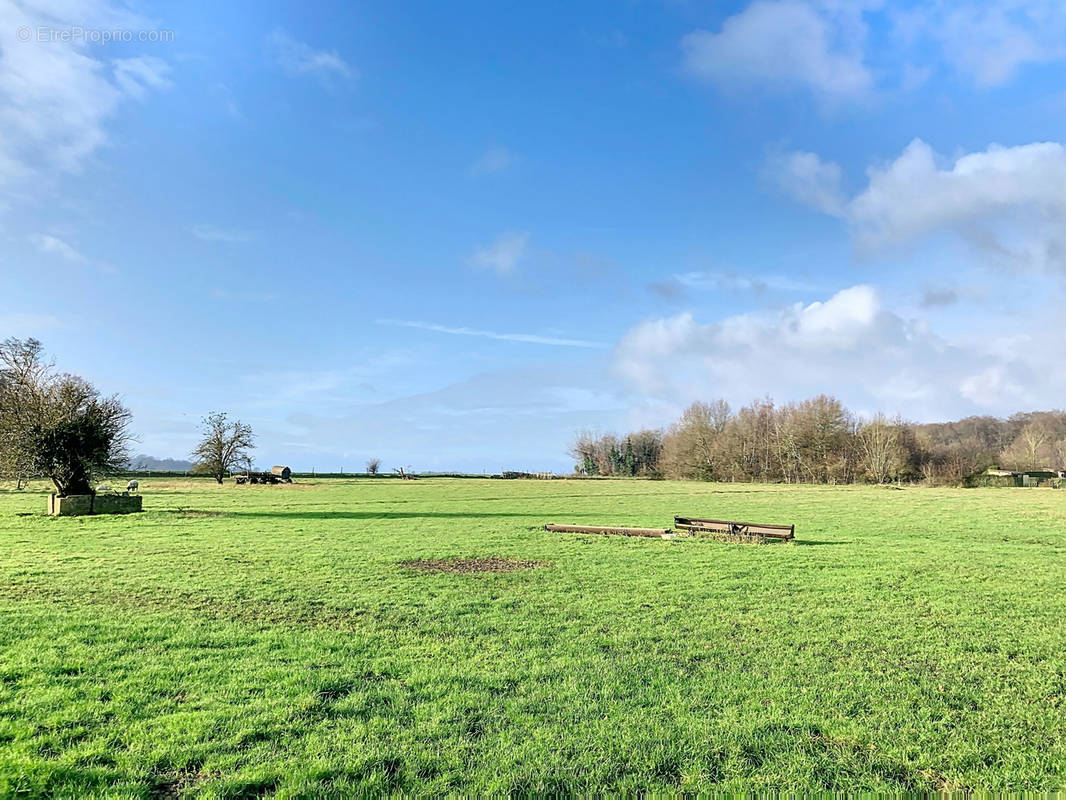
[982, 467, 1063, 486]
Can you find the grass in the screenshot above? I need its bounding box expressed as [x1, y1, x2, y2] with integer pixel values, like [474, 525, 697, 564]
[0, 477, 1064, 796]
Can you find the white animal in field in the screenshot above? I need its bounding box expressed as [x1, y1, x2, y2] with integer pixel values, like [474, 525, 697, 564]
[126, 479, 139, 493]
[96, 484, 111, 493]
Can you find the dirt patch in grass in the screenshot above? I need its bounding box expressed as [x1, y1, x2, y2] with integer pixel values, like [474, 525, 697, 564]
[399, 556, 548, 574]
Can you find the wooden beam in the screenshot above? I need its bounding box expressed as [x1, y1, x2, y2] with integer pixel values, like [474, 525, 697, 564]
[545, 523, 672, 538]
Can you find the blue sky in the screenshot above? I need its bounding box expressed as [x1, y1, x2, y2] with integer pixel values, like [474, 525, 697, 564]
[3, 0, 1066, 472]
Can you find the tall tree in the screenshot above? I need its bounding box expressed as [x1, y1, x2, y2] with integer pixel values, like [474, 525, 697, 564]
[191, 412, 254, 484]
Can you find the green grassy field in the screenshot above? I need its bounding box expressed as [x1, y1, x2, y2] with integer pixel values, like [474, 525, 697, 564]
[1, 478, 1064, 796]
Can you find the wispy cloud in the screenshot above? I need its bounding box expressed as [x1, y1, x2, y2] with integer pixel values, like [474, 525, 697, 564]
[0, 312, 62, 336]
[191, 224, 253, 243]
[377, 319, 606, 348]
[29, 233, 86, 263]
[267, 30, 355, 83]
[112, 56, 172, 100]
[650, 269, 820, 299]
[0, 1, 170, 192]
[470, 146, 515, 176]
[29, 233, 118, 274]
[470, 231, 529, 275]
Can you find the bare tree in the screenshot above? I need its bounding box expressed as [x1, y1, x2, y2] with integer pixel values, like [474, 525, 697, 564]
[858, 414, 903, 483]
[661, 402, 723, 480]
[1054, 439, 1066, 471]
[0, 338, 47, 488]
[1001, 422, 1052, 471]
[569, 430, 600, 475]
[365, 457, 381, 475]
[1, 338, 131, 495]
[191, 412, 254, 484]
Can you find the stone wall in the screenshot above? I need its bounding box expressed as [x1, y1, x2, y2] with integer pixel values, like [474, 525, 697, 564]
[48, 493, 143, 516]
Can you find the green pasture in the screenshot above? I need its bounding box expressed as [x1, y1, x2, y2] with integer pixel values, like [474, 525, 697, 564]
[0, 478, 1064, 796]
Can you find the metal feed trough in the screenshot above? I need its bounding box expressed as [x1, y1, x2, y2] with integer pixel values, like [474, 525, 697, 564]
[674, 516, 795, 541]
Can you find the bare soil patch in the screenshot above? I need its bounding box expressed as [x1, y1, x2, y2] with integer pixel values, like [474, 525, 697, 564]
[399, 556, 548, 574]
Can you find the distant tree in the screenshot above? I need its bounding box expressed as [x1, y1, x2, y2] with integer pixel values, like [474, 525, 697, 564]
[1001, 422, 1052, 471]
[0, 338, 46, 489]
[190, 412, 254, 484]
[858, 414, 904, 483]
[0, 338, 132, 496]
[569, 431, 601, 475]
[661, 401, 727, 480]
[366, 457, 381, 475]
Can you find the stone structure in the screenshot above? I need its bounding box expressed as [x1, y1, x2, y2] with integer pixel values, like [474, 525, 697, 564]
[48, 493, 143, 516]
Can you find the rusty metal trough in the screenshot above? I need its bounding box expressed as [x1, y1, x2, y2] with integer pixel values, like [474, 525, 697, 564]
[674, 516, 794, 540]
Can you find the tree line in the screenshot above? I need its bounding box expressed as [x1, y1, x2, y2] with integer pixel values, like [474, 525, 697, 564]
[571, 396, 1066, 485]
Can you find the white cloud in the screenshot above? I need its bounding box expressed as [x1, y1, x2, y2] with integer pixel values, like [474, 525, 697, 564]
[0, 1, 170, 190]
[470, 231, 529, 275]
[764, 150, 846, 216]
[681, 0, 874, 102]
[191, 224, 253, 243]
[267, 30, 355, 82]
[614, 285, 1064, 421]
[770, 138, 1066, 271]
[470, 146, 514, 176]
[929, 1, 1066, 87]
[29, 233, 86, 263]
[377, 319, 605, 349]
[682, 1, 1066, 103]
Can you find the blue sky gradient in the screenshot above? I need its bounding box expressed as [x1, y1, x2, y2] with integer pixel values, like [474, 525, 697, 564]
[3, 0, 1066, 471]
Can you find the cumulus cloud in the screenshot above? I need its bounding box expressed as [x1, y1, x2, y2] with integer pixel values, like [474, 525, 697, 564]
[682, 1, 1066, 104]
[0, 0, 170, 190]
[680, 0, 874, 102]
[267, 30, 355, 82]
[470, 231, 530, 275]
[613, 285, 1063, 420]
[769, 138, 1066, 271]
